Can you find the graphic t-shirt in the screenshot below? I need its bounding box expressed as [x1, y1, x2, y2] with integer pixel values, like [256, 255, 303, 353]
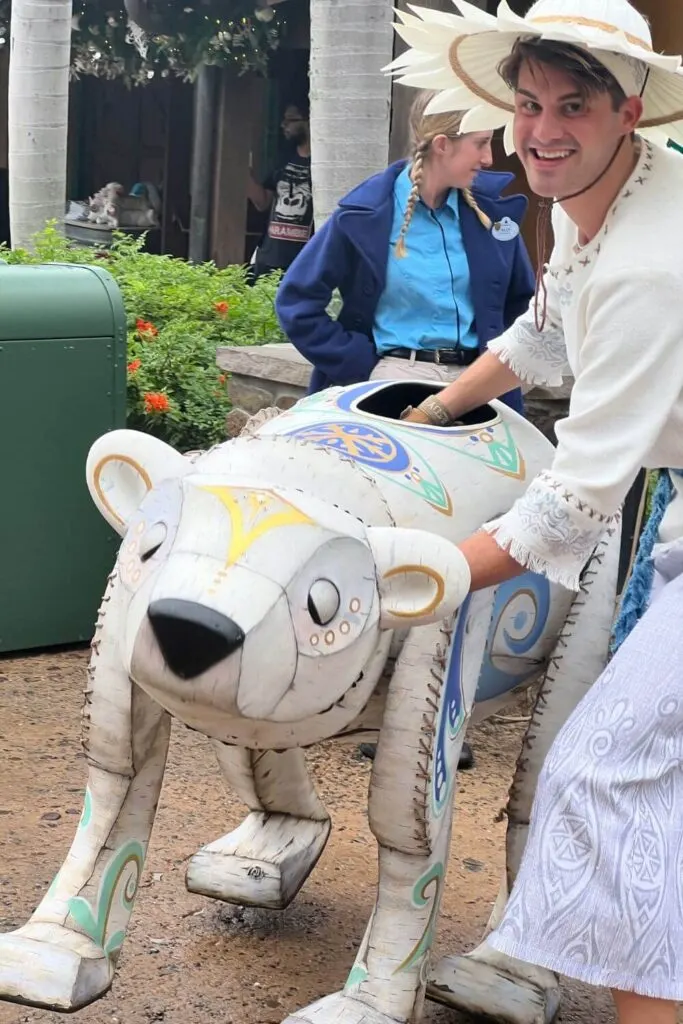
[256, 154, 313, 272]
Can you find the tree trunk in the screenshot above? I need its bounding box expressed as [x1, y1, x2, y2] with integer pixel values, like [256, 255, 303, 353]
[9, 0, 73, 249]
[309, 0, 394, 228]
[188, 63, 219, 264]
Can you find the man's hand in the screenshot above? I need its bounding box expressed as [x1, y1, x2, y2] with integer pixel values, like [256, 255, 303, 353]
[400, 405, 432, 424]
[429, 352, 523, 421]
[399, 395, 452, 426]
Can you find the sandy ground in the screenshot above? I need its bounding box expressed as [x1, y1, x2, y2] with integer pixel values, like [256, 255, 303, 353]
[0, 645, 671, 1024]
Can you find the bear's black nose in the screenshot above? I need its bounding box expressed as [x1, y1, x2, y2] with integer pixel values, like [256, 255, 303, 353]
[148, 599, 244, 679]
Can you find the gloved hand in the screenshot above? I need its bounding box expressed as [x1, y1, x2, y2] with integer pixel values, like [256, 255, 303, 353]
[400, 405, 431, 424]
[400, 395, 452, 426]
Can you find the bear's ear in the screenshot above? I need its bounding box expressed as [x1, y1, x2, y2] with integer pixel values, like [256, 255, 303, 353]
[86, 429, 190, 535]
[366, 527, 471, 628]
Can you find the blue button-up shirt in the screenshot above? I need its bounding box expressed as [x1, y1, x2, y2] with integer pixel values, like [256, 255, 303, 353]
[373, 166, 478, 354]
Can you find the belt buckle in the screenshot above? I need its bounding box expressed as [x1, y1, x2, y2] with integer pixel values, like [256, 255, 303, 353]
[434, 349, 441, 365]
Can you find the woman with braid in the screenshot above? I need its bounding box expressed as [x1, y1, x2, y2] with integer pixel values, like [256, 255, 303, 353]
[276, 90, 534, 414]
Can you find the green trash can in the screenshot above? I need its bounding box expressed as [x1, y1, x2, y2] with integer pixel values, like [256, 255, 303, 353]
[0, 263, 127, 653]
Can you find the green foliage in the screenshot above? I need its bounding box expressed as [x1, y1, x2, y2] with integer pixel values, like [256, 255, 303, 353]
[126, 325, 232, 452]
[2, 224, 285, 452]
[0, 0, 282, 82]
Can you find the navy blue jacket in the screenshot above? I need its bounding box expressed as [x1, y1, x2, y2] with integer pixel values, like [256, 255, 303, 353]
[276, 161, 535, 414]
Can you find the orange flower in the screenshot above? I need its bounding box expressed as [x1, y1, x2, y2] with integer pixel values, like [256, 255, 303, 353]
[214, 301, 229, 318]
[136, 318, 158, 338]
[127, 359, 141, 374]
[143, 392, 170, 414]
[218, 374, 226, 385]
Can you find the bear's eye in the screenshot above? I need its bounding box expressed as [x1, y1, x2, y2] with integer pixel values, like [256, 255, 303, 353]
[140, 522, 167, 563]
[307, 579, 340, 626]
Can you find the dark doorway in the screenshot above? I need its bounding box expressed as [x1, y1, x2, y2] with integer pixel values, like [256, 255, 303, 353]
[71, 75, 193, 258]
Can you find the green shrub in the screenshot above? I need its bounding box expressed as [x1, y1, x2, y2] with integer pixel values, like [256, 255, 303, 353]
[2, 224, 285, 451]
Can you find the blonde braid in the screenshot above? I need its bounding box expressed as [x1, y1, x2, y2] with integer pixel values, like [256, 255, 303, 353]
[395, 141, 429, 259]
[395, 90, 494, 256]
[462, 187, 493, 231]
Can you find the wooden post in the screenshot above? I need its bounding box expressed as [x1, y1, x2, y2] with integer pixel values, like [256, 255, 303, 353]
[188, 64, 219, 263]
[210, 70, 265, 267]
[638, 0, 683, 52]
[161, 77, 193, 259]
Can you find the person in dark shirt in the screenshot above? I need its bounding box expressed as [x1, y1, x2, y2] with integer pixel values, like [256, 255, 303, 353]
[247, 99, 313, 280]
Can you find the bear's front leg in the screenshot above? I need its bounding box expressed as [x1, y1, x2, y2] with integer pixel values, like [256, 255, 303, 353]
[280, 597, 491, 1024]
[0, 573, 171, 1012]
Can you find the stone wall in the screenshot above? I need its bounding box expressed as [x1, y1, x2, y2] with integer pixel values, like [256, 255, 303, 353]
[216, 342, 311, 436]
[216, 341, 572, 442]
[523, 382, 572, 444]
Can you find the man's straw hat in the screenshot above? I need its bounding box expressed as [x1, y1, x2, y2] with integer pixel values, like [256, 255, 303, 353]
[385, 0, 683, 152]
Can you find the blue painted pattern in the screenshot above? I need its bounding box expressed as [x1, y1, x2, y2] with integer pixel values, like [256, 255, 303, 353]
[475, 573, 551, 703]
[334, 381, 380, 412]
[283, 418, 452, 513]
[284, 421, 411, 471]
[432, 573, 551, 815]
[433, 597, 470, 815]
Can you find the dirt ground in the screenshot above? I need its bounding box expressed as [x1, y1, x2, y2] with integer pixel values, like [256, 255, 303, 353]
[0, 646, 663, 1024]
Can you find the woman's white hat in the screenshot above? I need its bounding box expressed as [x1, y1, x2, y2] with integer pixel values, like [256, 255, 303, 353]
[385, 0, 683, 153]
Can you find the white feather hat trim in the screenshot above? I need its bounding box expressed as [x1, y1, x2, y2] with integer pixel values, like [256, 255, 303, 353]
[386, 0, 683, 150]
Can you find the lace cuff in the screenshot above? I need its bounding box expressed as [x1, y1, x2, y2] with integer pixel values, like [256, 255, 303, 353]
[488, 318, 569, 389]
[484, 471, 616, 590]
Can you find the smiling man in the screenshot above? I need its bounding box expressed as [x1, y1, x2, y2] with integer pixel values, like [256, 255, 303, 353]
[388, 0, 683, 1022]
[508, 39, 643, 237]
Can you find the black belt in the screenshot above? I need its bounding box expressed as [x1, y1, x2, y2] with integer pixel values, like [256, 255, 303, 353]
[382, 347, 478, 367]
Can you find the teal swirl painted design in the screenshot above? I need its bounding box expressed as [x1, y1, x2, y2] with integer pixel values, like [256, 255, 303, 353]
[46, 789, 94, 899]
[395, 862, 444, 973]
[80, 787, 93, 830]
[67, 839, 145, 957]
[344, 963, 369, 991]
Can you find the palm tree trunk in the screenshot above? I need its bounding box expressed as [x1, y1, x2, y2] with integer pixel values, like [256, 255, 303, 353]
[309, 0, 394, 228]
[9, 0, 73, 249]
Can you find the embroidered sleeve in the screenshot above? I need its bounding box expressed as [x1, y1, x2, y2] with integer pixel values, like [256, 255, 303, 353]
[485, 268, 683, 590]
[484, 471, 616, 590]
[487, 270, 570, 387]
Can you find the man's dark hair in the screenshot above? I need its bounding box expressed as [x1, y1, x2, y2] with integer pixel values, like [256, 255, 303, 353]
[286, 95, 310, 120]
[498, 38, 628, 111]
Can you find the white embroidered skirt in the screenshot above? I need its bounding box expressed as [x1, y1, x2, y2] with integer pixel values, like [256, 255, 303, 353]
[488, 569, 683, 1001]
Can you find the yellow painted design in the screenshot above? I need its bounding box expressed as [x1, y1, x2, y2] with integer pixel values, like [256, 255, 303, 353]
[202, 486, 313, 566]
[383, 565, 445, 619]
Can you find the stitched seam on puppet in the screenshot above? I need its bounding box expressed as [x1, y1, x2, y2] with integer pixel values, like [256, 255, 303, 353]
[503, 523, 618, 832]
[412, 620, 452, 852]
[83, 569, 118, 761]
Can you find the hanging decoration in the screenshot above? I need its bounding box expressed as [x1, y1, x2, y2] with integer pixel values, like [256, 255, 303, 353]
[0, 0, 283, 82]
